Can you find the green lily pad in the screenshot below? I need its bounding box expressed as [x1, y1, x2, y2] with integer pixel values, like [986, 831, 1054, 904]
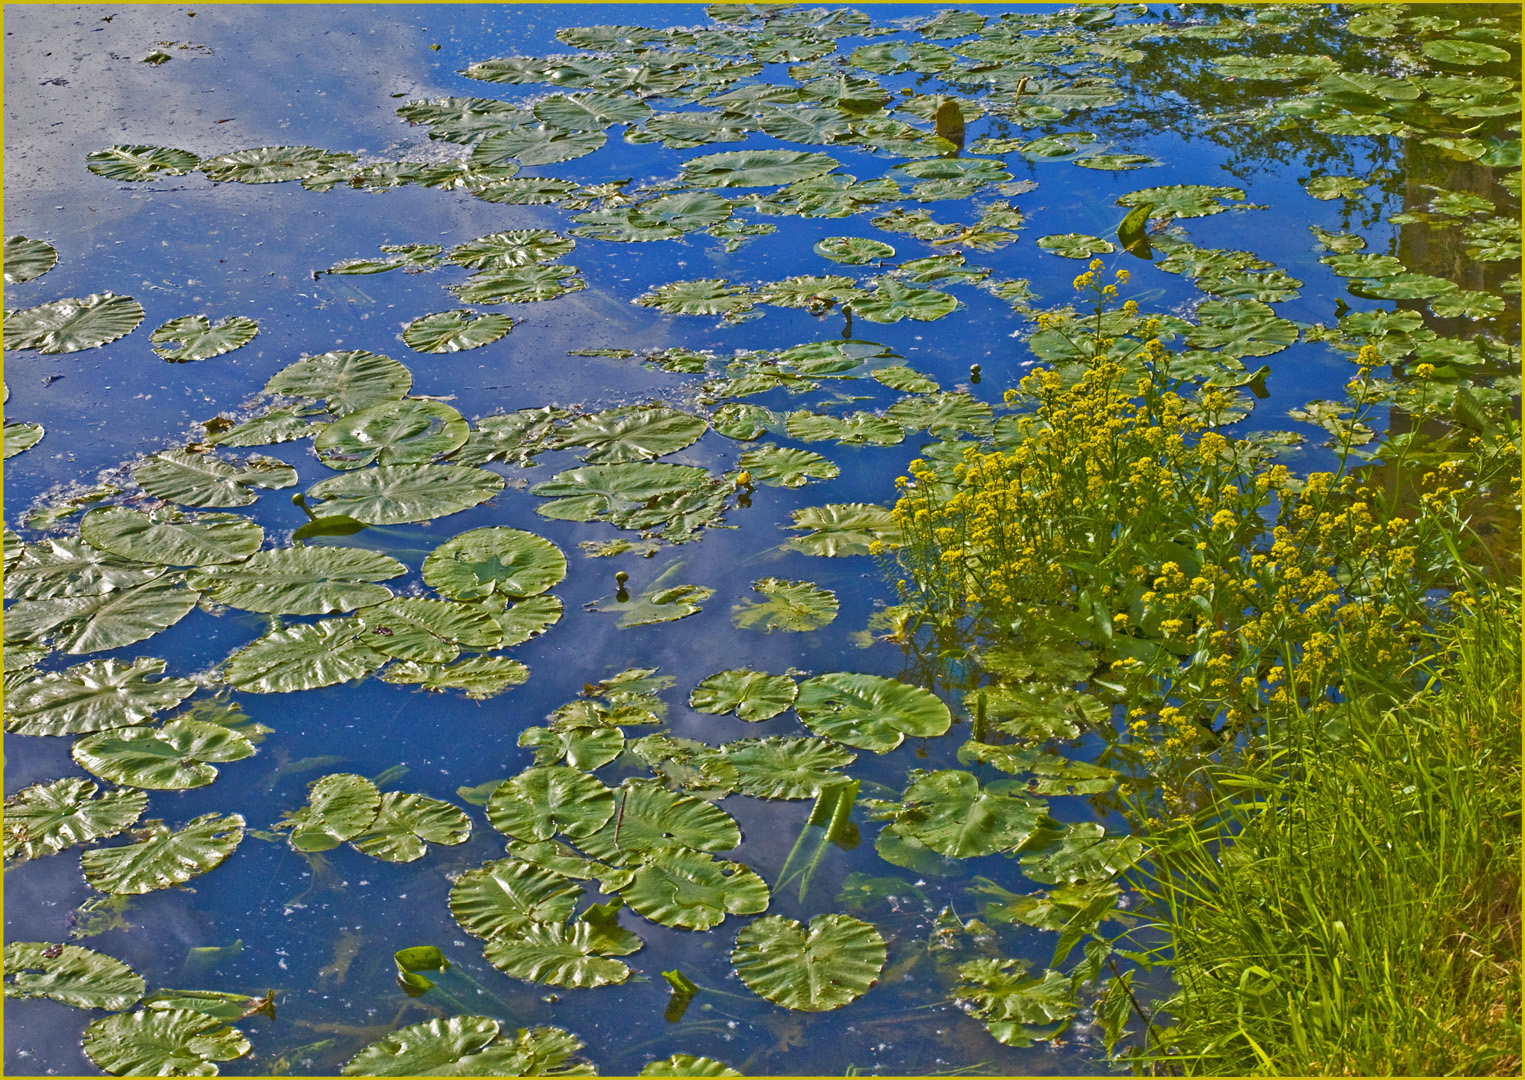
[631, 191, 735, 233]
[850, 279, 959, 323]
[149, 315, 258, 362]
[470, 125, 607, 168]
[447, 230, 576, 270]
[3, 578, 200, 654]
[263, 350, 412, 416]
[72, 718, 256, 791]
[222, 618, 385, 693]
[588, 584, 713, 628]
[200, 145, 355, 183]
[784, 411, 905, 447]
[1018, 822, 1146, 885]
[4, 236, 58, 283]
[721, 736, 856, 799]
[620, 848, 769, 930]
[422, 526, 567, 601]
[795, 671, 952, 752]
[885, 392, 993, 438]
[355, 596, 504, 662]
[640, 1054, 741, 1076]
[348, 791, 471, 862]
[872, 366, 940, 394]
[275, 773, 381, 852]
[4, 293, 144, 353]
[134, 451, 296, 508]
[482, 921, 633, 989]
[576, 781, 741, 863]
[1349, 272, 1459, 301]
[553, 406, 708, 463]
[189, 546, 405, 615]
[4, 421, 44, 458]
[520, 725, 625, 770]
[1421, 37, 1511, 66]
[1305, 175, 1370, 201]
[402, 310, 515, 354]
[3, 537, 165, 600]
[710, 403, 781, 441]
[85, 144, 199, 181]
[1116, 184, 1246, 219]
[814, 236, 896, 265]
[532, 462, 712, 523]
[305, 464, 504, 524]
[957, 742, 1118, 795]
[316, 399, 469, 470]
[1186, 299, 1300, 357]
[341, 1017, 591, 1077]
[83, 1008, 250, 1076]
[380, 656, 530, 699]
[893, 770, 1051, 858]
[733, 578, 838, 633]
[1073, 153, 1159, 171]
[535, 92, 654, 130]
[450, 858, 584, 939]
[3, 778, 147, 862]
[785, 503, 899, 557]
[4, 658, 195, 737]
[82, 812, 245, 895]
[4, 941, 146, 1010]
[953, 959, 1074, 1047]
[1036, 233, 1116, 259]
[452, 265, 585, 304]
[732, 914, 886, 1012]
[983, 685, 1109, 740]
[488, 766, 616, 842]
[735, 445, 838, 488]
[690, 669, 798, 722]
[80, 507, 262, 567]
[208, 406, 326, 448]
[682, 149, 841, 188]
[636, 278, 755, 317]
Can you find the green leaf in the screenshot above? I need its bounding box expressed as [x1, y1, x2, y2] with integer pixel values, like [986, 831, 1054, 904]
[850, 278, 959, 323]
[4, 293, 144, 353]
[1186, 299, 1300, 357]
[263, 350, 412, 417]
[306, 464, 504, 524]
[349, 791, 472, 862]
[576, 781, 741, 863]
[620, 848, 769, 930]
[1018, 822, 1146, 884]
[872, 366, 940, 394]
[785, 502, 900, 557]
[275, 773, 381, 852]
[4, 537, 164, 600]
[732, 914, 886, 1011]
[588, 584, 713, 628]
[629, 191, 735, 232]
[784, 411, 905, 447]
[983, 685, 1109, 739]
[885, 392, 993, 438]
[690, 669, 798, 722]
[532, 462, 713, 523]
[3, 578, 200, 654]
[80, 507, 262, 567]
[83, 1008, 250, 1076]
[450, 858, 584, 939]
[380, 656, 530, 699]
[85, 144, 199, 181]
[82, 812, 245, 895]
[470, 125, 606, 168]
[534, 92, 653, 130]
[636, 278, 755, 317]
[353, 596, 503, 661]
[482, 922, 633, 989]
[4, 941, 145, 1010]
[894, 770, 1051, 858]
[795, 672, 952, 752]
[814, 236, 896, 265]
[200, 145, 355, 183]
[735, 445, 838, 488]
[223, 618, 385, 693]
[316, 399, 470, 470]
[4, 421, 44, 458]
[135, 451, 297, 507]
[450, 406, 568, 467]
[552, 406, 708, 463]
[452, 265, 585, 304]
[489, 594, 565, 645]
[3, 777, 147, 862]
[721, 736, 856, 799]
[402, 310, 515, 354]
[682, 149, 841, 188]
[4, 235, 58, 283]
[447, 229, 576, 270]
[732, 577, 838, 633]
[4, 658, 195, 736]
[520, 725, 625, 770]
[149, 315, 258, 362]
[487, 766, 616, 842]
[1304, 175, 1370, 201]
[1421, 37, 1511, 66]
[189, 546, 405, 615]
[953, 959, 1074, 1046]
[640, 1054, 740, 1076]
[421, 526, 568, 603]
[208, 406, 326, 448]
[957, 742, 1118, 795]
[710, 403, 780, 441]
[342, 1017, 592, 1077]
[1116, 184, 1246, 220]
[1036, 233, 1116, 259]
[1349, 272, 1458, 301]
[1074, 153, 1159, 171]
[72, 718, 256, 790]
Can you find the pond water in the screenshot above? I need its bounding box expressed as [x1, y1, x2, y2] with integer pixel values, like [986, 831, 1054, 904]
[3, 3, 1518, 1076]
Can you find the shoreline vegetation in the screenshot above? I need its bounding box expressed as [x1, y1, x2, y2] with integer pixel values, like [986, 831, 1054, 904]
[882, 265, 1521, 1075]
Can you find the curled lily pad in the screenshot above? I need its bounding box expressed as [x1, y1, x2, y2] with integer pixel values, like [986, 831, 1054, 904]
[401, 310, 514, 354]
[316, 399, 469, 470]
[80, 507, 262, 567]
[682, 149, 841, 188]
[4, 578, 200, 654]
[589, 584, 713, 628]
[733, 578, 838, 633]
[341, 1017, 592, 1077]
[86, 144, 199, 181]
[83, 1008, 250, 1076]
[209, 407, 326, 448]
[4, 941, 146, 1010]
[785, 503, 899, 557]
[381, 656, 530, 699]
[690, 669, 797, 722]
[736, 445, 838, 488]
[305, 464, 504, 524]
[275, 773, 380, 852]
[954, 959, 1073, 1047]
[1018, 822, 1146, 885]
[349, 791, 472, 862]
[448, 230, 575, 270]
[521, 725, 625, 771]
[423, 526, 567, 601]
[189, 546, 405, 615]
[487, 766, 616, 842]
[200, 146, 356, 183]
[223, 618, 385, 693]
[82, 812, 245, 895]
[4, 658, 195, 737]
[4, 236, 58, 283]
[135, 451, 297, 507]
[795, 672, 952, 752]
[4, 293, 144, 353]
[72, 718, 256, 790]
[721, 736, 856, 800]
[552, 406, 708, 464]
[263, 350, 412, 417]
[150, 315, 258, 362]
[619, 849, 770, 930]
[3, 778, 147, 863]
[732, 914, 886, 1012]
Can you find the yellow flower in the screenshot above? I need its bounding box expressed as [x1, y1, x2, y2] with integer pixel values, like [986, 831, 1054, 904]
[1415, 363, 1436, 379]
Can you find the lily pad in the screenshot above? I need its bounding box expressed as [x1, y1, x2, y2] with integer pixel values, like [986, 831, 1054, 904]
[354, 596, 505, 662]
[135, 451, 297, 507]
[894, 770, 1051, 858]
[72, 718, 256, 790]
[1116, 184, 1246, 220]
[721, 736, 856, 800]
[640, 1055, 741, 1076]
[305, 464, 504, 524]
[223, 618, 385, 693]
[83, 1008, 250, 1076]
[521, 725, 625, 771]
[735, 445, 838, 488]
[149, 315, 259, 362]
[452, 265, 585, 304]
[263, 350, 412, 416]
[682, 149, 841, 188]
[1036, 233, 1115, 259]
[690, 669, 798, 722]
[275, 773, 381, 852]
[850, 279, 959, 323]
[4, 236, 58, 283]
[954, 959, 1074, 1047]
[732, 577, 838, 633]
[316, 399, 469, 470]
[636, 279, 755, 317]
[380, 656, 530, 699]
[471, 125, 606, 168]
[488, 766, 616, 842]
[189, 546, 405, 615]
[482, 921, 634, 989]
[85, 144, 199, 182]
[1017, 822, 1146, 884]
[795, 672, 952, 753]
[588, 584, 713, 628]
[4, 293, 144, 353]
[620, 848, 770, 930]
[4, 941, 145, 1010]
[341, 1017, 591, 1077]
[200, 146, 356, 184]
[885, 392, 993, 438]
[3, 578, 200, 654]
[448, 230, 576, 270]
[576, 781, 741, 863]
[422, 526, 567, 601]
[208, 407, 326, 448]
[82, 812, 245, 895]
[349, 791, 472, 862]
[451, 858, 584, 939]
[402, 310, 515, 353]
[814, 236, 897, 265]
[4, 658, 196, 737]
[785, 503, 899, 557]
[629, 191, 734, 232]
[1186, 299, 1300, 357]
[553, 406, 708, 464]
[732, 914, 886, 1012]
[4, 422, 45, 458]
[535, 92, 654, 130]
[532, 462, 712, 523]
[5, 537, 164, 600]
[3, 778, 148, 862]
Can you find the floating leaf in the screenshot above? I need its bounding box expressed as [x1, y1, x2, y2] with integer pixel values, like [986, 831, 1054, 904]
[3, 778, 147, 862]
[588, 584, 713, 628]
[1073, 153, 1159, 171]
[785, 503, 899, 557]
[640, 1054, 740, 1076]
[189, 546, 405, 615]
[482, 921, 633, 989]
[471, 125, 607, 168]
[958, 742, 1118, 795]
[954, 959, 1074, 1047]
[872, 366, 940, 394]
[86, 145, 199, 182]
[814, 236, 896, 265]
[1420, 37, 1511, 66]
[690, 669, 798, 723]
[1116, 184, 1246, 220]
[135, 451, 297, 507]
[1186, 299, 1300, 357]
[349, 792, 472, 862]
[532, 462, 712, 523]
[682, 149, 841, 188]
[450, 859, 583, 940]
[795, 671, 952, 752]
[275, 773, 381, 852]
[520, 725, 625, 771]
[710, 403, 780, 441]
[4, 421, 44, 458]
[72, 718, 256, 791]
[4, 293, 144, 353]
[223, 618, 385, 693]
[4, 941, 145, 1010]
[4, 658, 195, 737]
[885, 392, 993, 438]
[1036, 233, 1116, 259]
[316, 399, 469, 470]
[553, 406, 708, 464]
[577, 781, 741, 863]
[1349, 272, 1458, 301]
[620, 849, 769, 930]
[354, 596, 504, 662]
[735, 445, 838, 488]
[422, 526, 567, 601]
[447, 230, 576, 270]
[4, 578, 200, 654]
[488, 767, 616, 842]
[4, 537, 164, 600]
[200, 145, 355, 184]
[452, 265, 585, 304]
[850, 278, 959, 323]
[489, 594, 565, 645]
[83, 1008, 250, 1076]
[732, 914, 886, 1012]
[149, 315, 258, 362]
[629, 191, 734, 232]
[1018, 822, 1146, 885]
[82, 812, 245, 895]
[893, 770, 1051, 858]
[208, 406, 326, 448]
[381, 656, 530, 699]
[263, 350, 412, 416]
[306, 464, 504, 524]
[535, 92, 654, 130]
[732, 577, 838, 633]
[722, 736, 856, 800]
[341, 1017, 592, 1077]
[402, 310, 514, 353]
[80, 507, 262, 567]
[636, 278, 755, 317]
[4, 236, 58, 283]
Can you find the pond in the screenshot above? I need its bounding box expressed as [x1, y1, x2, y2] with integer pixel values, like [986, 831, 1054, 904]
[3, 3, 1519, 1076]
